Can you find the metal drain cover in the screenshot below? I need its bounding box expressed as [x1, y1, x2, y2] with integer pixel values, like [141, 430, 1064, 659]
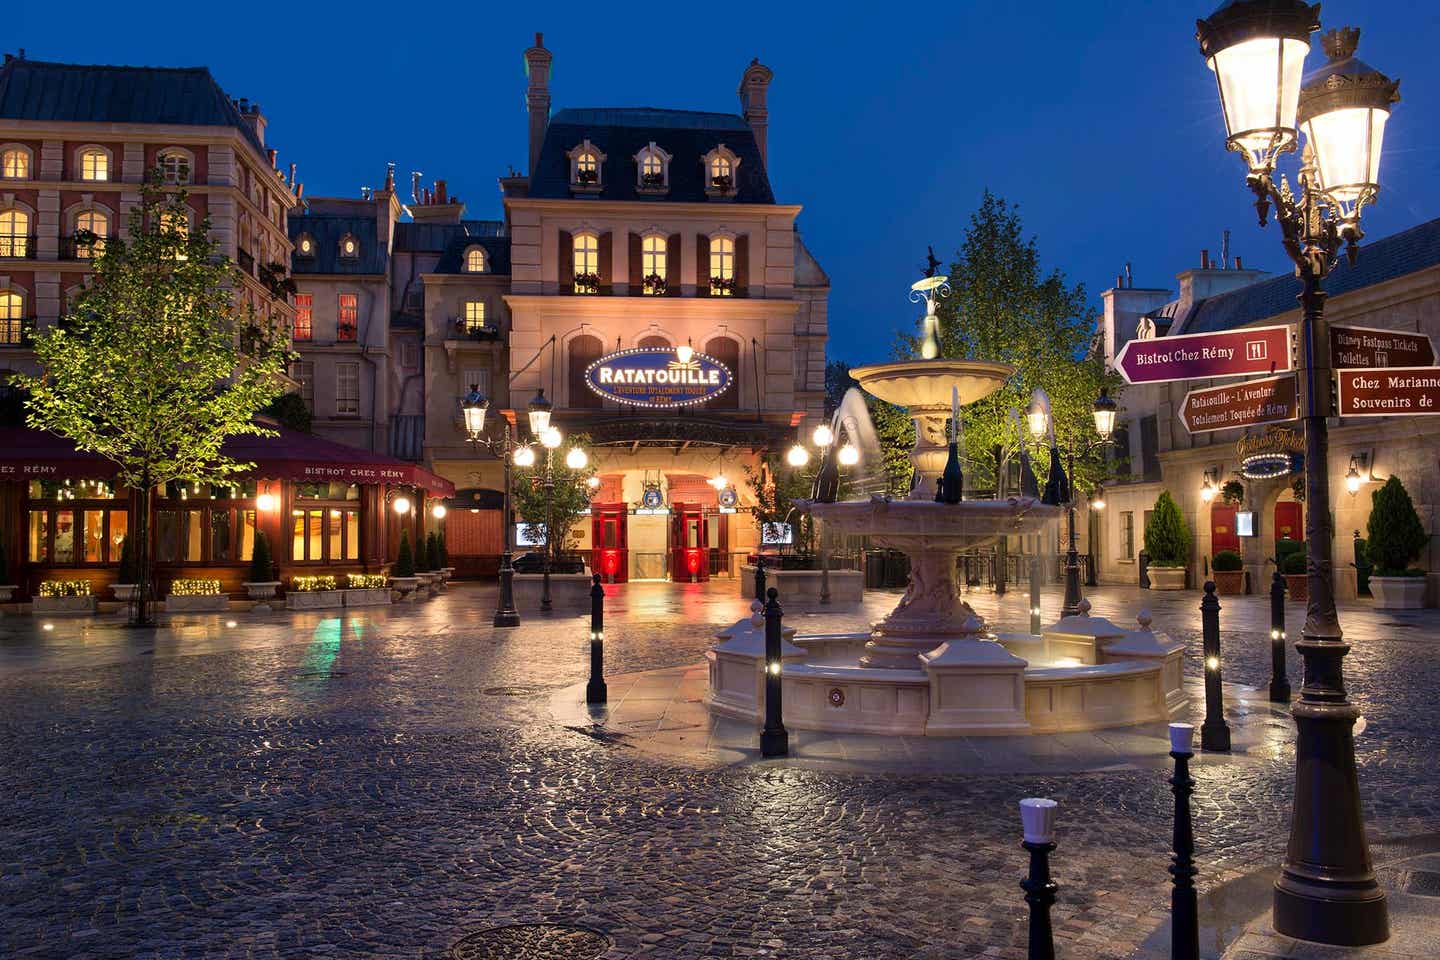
[482, 685, 541, 697]
[449, 924, 611, 959]
[1404, 869, 1440, 897]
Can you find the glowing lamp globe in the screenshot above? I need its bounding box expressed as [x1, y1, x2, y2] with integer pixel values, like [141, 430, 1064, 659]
[565, 447, 589, 470]
[255, 493, 276, 512]
[786, 444, 810, 468]
[431, 503, 448, 520]
[675, 342, 695, 365]
[586, 475, 601, 489]
[461, 384, 489, 440]
[514, 445, 536, 467]
[1026, 389, 1051, 441]
[1092, 389, 1118, 440]
[812, 423, 834, 448]
[526, 388, 553, 435]
[837, 444, 860, 467]
[392, 496, 411, 515]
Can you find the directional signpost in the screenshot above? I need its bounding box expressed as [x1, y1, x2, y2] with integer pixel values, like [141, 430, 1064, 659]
[1337, 367, 1440, 417]
[1116, 325, 1292, 385]
[1330, 324, 1435, 370]
[1180, 373, 1298, 434]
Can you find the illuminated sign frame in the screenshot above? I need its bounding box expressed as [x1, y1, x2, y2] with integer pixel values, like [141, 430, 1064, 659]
[585, 347, 734, 408]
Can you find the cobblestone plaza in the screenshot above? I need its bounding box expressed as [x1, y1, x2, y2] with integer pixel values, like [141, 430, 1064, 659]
[2, 582, 1437, 958]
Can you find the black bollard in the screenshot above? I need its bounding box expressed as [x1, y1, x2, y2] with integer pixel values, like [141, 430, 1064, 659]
[753, 555, 766, 604]
[1200, 581, 1231, 752]
[1168, 722, 1200, 960]
[1268, 569, 1291, 703]
[759, 587, 789, 758]
[586, 573, 607, 705]
[1018, 797, 1058, 960]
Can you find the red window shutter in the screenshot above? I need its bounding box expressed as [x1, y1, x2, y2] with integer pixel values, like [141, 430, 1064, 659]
[598, 232, 613, 292]
[735, 235, 750, 296]
[697, 233, 711, 296]
[558, 230, 573, 295]
[628, 233, 642, 289]
[668, 233, 683, 296]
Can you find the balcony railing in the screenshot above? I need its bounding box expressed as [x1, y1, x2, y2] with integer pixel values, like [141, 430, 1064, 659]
[0, 316, 36, 347]
[59, 234, 106, 260]
[448, 317, 501, 341]
[0, 235, 37, 260]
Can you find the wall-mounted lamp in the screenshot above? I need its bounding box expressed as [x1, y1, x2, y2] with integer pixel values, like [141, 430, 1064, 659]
[1346, 453, 1370, 496]
[1200, 469, 1218, 503]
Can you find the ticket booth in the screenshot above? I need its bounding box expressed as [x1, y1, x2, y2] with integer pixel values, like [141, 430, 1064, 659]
[669, 502, 709, 582]
[590, 503, 628, 583]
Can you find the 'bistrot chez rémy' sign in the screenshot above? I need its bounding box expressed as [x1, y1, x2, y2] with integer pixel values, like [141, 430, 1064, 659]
[585, 348, 733, 408]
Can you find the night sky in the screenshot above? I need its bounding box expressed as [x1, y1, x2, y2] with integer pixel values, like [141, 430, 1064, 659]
[15, 1, 1440, 363]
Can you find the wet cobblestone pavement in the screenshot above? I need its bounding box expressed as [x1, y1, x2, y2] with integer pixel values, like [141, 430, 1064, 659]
[0, 581, 1436, 959]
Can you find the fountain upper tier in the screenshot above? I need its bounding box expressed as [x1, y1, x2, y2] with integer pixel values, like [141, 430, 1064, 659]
[849, 359, 1015, 412]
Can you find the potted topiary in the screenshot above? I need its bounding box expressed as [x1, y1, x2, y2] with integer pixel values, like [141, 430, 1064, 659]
[0, 535, 16, 608]
[112, 534, 138, 602]
[426, 532, 444, 590]
[1367, 476, 1430, 609]
[243, 531, 281, 612]
[391, 530, 420, 601]
[1144, 491, 1191, 590]
[1277, 537, 1307, 602]
[438, 531, 453, 581]
[1212, 550, 1245, 595]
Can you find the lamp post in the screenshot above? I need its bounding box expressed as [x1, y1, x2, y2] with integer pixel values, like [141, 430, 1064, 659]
[461, 385, 521, 628]
[1195, 2, 1397, 944]
[787, 419, 860, 603]
[1026, 388, 1118, 618]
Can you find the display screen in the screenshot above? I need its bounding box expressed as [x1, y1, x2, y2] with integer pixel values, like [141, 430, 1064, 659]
[515, 523, 547, 546]
[1235, 512, 1256, 537]
[760, 522, 793, 546]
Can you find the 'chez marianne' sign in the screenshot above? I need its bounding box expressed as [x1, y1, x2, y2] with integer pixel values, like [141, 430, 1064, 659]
[585, 348, 733, 408]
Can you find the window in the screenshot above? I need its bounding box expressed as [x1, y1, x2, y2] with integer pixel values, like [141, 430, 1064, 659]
[464, 246, 486, 273]
[338, 294, 358, 341]
[573, 233, 599, 293]
[636, 142, 670, 189]
[158, 150, 192, 185]
[641, 235, 667, 293]
[339, 234, 359, 259]
[1121, 511, 1135, 560]
[711, 155, 732, 181]
[0, 209, 30, 258]
[0, 147, 31, 180]
[27, 480, 128, 566]
[296, 233, 316, 257]
[705, 337, 740, 410]
[74, 210, 108, 258]
[78, 148, 109, 182]
[462, 300, 486, 334]
[0, 290, 24, 344]
[576, 152, 599, 183]
[400, 341, 419, 369]
[291, 484, 360, 563]
[293, 293, 313, 340]
[336, 362, 360, 415]
[291, 360, 315, 408]
[709, 236, 735, 295]
[641, 152, 663, 178]
[460, 366, 491, 418]
[568, 335, 604, 409]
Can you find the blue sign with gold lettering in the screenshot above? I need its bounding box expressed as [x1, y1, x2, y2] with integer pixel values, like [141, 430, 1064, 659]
[585, 347, 733, 408]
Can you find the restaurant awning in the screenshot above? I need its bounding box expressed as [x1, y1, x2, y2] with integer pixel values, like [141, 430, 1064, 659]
[0, 425, 455, 497]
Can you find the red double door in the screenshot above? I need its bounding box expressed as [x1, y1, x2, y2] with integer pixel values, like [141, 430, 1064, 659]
[669, 503, 709, 582]
[590, 503, 628, 583]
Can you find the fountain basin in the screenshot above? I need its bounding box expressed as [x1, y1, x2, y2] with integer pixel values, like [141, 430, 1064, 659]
[849, 359, 1015, 410]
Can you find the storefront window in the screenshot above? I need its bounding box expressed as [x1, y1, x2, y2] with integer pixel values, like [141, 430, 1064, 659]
[83, 511, 105, 563]
[53, 511, 76, 564]
[328, 509, 343, 559]
[110, 511, 128, 562]
[291, 501, 360, 563]
[239, 510, 256, 561]
[28, 511, 49, 563]
[346, 511, 360, 560]
[211, 510, 234, 561]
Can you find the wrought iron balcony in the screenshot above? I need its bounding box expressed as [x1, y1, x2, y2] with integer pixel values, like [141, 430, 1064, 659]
[0, 316, 36, 347]
[0, 235, 37, 259]
[448, 317, 502, 341]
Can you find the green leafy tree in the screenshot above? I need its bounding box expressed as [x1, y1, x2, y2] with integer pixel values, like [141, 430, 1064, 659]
[1367, 476, 1429, 575]
[1144, 491, 1191, 567]
[247, 530, 274, 584]
[885, 192, 1123, 496]
[264, 391, 312, 433]
[744, 452, 818, 554]
[16, 174, 290, 624]
[394, 530, 416, 578]
[513, 435, 595, 564]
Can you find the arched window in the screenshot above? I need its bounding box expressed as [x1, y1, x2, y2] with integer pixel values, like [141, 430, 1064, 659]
[0, 209, 31, 258]
[639, 335, 670, 349]
[568, 334, 604, 409]
[78, 148, 110, 182]
[157, 149, 192, 185]
[0, 147, 31, 180]
[339, 234, 359, 259]
[702, 145, 741, 197]
[74, 210, 109, 258]
[641, 152, 663, 178]
[635, 142, 671, 190]
[710, 155, 732, 181]
[576, 152, 599, 182]
[464, 246, 486, 273]
[295, 233, 316, 257]
[568, 140, 606, 190]
[0, 290, 24, 344]
[641, 235, 667, 294]
[705, 337, 741, 410]
[572, 233, 599, 293]
[709, 236, 735, 295]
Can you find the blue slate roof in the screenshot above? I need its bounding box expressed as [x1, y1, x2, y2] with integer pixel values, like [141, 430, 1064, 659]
[393, 220, 506, 253]
[289, 215, 388, 275]
[1181, 218, 1440, 333]
[0, 57, 266, 155]
[529, 107, 774, 204]
[433, 235, 511, 275]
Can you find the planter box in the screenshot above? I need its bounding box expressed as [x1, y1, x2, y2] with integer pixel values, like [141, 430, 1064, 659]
[1285, 574, 1309, 603]
[513, 571, 593, 610]
[1370, 575, 1427, 610]
[1212, 570, 1245, 596]
[1148, 567, 1187, 591]
[166, 593, 229, 613]
[33, 595, 98, 615]
[111, 584, 139, 602]
[243, 581, 280, 613]
[285, 590, 344, 610]
[343, 587, 391, 607]
[390, 576, 421, 602]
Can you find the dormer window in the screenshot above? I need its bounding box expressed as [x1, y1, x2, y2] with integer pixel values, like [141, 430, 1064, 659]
[634, 142, 672, 193]
[702, 145, 741, 199]
[296, 233, 316, 257]
[464, 246, 486, 273]
[566, 141, 607, 194]
[339, 234, 359, 259]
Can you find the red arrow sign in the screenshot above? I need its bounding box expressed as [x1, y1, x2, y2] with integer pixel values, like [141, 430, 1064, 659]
[1337, 367, 1440, 416]
[1180, 374, 1298, 434]
[1115, 325, 1292, 385]
[1330, 324, 1435, 369]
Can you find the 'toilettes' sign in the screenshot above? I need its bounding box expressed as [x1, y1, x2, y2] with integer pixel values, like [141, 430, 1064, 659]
[585, 348, 733, 408]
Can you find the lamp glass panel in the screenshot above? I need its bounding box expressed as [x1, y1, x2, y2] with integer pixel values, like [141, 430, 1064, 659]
[1210, 38, 1308, 159]
[1304, 107, 1388, 203]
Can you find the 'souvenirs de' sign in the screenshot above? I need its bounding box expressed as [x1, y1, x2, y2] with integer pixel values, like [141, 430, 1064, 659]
[585, 348, 733, 408]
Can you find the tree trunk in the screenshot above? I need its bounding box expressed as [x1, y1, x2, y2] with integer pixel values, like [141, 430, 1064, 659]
[132, 480, 154, 627]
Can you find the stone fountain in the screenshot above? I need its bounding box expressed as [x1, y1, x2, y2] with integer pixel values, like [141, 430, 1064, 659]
[707, 277, 1186, 736]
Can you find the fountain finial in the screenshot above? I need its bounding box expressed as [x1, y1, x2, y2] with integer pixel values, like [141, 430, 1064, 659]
[909, 275, 950, 360]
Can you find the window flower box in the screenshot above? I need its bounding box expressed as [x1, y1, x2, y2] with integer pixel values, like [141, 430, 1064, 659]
[710, 174, 733, 191]
[285, 575, 343, 610]
[709, 276, 737, 296]
[34, 580, 97, 615]
[343, 573, 391, 607]
[166, 578, 229, 613]
[575, 168, 599, 185]
[642, 273, 667, 296]
[573, 272, 601, 295]
[639, 172, 665, 187]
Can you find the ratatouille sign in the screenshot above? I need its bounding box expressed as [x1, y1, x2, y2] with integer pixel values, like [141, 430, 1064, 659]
[585, 347, 733, 408]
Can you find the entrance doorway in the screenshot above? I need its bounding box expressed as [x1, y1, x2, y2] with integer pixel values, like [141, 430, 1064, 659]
[1211, 503, 1239, 555]
[669, 502, 709, 582]
[590, 502, 627, 583]
[1275, 500, 1303, 545]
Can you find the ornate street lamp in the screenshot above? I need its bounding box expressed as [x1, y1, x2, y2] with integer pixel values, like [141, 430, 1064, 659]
[1091, 389, 1118, 440]
[461, 384, 521, 627]
[1195, 2, 1399, 944]
[527, 388, 553, 436]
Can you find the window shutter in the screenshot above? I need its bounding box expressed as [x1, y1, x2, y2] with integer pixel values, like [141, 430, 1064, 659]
[629, 232, 642, 290]
[668, 233, 683, 296]
[697, 233, 711, 296]
[558, 230, 573, 295]
[598, 232, 613, 293]
[735, 235, 750, 296]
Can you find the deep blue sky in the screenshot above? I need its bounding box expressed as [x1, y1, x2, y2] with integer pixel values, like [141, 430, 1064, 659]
[16, 2, 1440, 363]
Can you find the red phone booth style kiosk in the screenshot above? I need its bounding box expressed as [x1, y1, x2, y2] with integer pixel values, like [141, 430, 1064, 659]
[669, 502, 709, 582]
[591, 502, 628, 583]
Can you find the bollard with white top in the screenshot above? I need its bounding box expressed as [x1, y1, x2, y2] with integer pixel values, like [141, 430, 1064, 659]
[1019, 797, 1059, 960]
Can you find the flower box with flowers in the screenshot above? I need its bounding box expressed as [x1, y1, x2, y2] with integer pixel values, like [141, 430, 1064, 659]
[343, 573, 392, 607]
[639, 172, 666, 189]
[34, 580, 98, 615]
[709, 276, 737, 296]
[709, 174, 733, 192]
[285, 575, 344, 610]
[167, 578, 230, 612]
[573, 272, 602, 295]
[642, 274, 668, 296]
[573, 168, 599, 188]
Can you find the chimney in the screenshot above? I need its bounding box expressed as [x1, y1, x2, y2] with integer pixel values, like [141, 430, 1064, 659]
[1221, 229, 1232, 269]
[1200, 249, 1211, 270]
[435, 179, 448, 204]
[267, 148, 277, 169]
[384, 162, 396, 193]
[1124, 262, 1133, 288]
[237, 99, 267, 147]
[738, 58, 774, 166]
[524, 33, 553, 178]
[287, 162, 296, 186]
[1235, 255, 1243, 270]
[411, 170, 423, 204]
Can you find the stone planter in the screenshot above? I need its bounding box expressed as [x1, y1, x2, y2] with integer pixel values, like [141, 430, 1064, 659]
[111, 583, 139, 602]
[343, 587, 392, 607]
[1212, 570, 1245, 596]
[285, 590, 344, 610]
[166, 593, 229, 613]
[1285, 573, 1308, 603]
[33, 595, 98, 615]
[1370, 575, 1427, 610]
[1148, 566, 1187, 591]
[0, 584, 15, 614]
[243, 581, 280, 613]
[738, 565, 864, 607]
[390, 576, 421, 602]
[513, 571, 593, 610]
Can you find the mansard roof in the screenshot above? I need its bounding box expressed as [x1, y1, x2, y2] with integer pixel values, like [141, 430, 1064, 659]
[288, 214, 388, 275]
